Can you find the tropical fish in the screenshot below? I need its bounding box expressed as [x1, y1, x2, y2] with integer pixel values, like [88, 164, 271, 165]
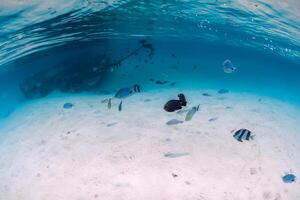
[115, 84, 141, 99]
[164, 152, 189, 158]
[164, 93, 187, 112]
[63, 103, 74, 109]
[233, 129, 254, 142]
[166, 119, 183, 125]
[282, 174, 296, 183]
[223, 59, 237, 73]
[185, 105, 200, 121]
[218, 89, 229, 94]
[108, 84, 141, 111]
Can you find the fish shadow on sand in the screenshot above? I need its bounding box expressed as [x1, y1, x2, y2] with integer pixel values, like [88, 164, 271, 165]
[166, 119, 183, 125]
[208, 117, 218, 122]
[164, 152, 190, 158]
[106, 122, 118, 127]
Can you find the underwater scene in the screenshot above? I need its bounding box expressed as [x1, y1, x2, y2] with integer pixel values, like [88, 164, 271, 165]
[0, 0, 300, 199]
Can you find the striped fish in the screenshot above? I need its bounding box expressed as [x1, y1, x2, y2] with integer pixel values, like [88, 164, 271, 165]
[233, 129, 254, 142]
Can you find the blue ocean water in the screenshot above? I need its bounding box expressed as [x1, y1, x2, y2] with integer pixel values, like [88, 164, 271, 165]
[0, 0, 299, 117]
[1, 2, 300, 199]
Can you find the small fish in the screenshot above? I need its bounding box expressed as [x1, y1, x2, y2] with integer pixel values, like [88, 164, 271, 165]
[166, 119, 183, 125]
[282, 174, 296, 183]
[164, 152, 189, 158]
[202, 93, 212, 97]
[118, 101, 122, 112]
[63, 103, 74, 109]
[115, 88, 133, 99]
[115, 84, 141, 99]
[223, 59, 237, 73]
[108, 98, 112, 109]
[208, 117, 218, 122]
[218, 89, 229, 94]
[110, 85, 140, 111]
[170, 53, 176, 58]
[170, 82, 176, 86]
[156, 80, 168, 85]
[185, 105, 200, 121]
[233, 129, 254, 142]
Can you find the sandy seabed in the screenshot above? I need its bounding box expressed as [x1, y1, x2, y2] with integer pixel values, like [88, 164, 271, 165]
[0, 89, 299, 200]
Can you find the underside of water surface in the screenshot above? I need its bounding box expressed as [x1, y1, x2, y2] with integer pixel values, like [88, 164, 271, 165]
[0, 1, 299, 200]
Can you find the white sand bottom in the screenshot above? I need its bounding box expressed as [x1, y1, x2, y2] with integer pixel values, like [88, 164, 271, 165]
[0, 89, 299, 200]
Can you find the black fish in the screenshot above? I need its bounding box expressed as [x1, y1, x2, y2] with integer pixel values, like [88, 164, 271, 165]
[164, 93, 187, 112]
[233, 129, 253, 142]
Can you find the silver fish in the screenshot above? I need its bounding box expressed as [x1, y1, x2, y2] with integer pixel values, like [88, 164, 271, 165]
[185, 105, 200, 121]
[166, 119, 183, 125]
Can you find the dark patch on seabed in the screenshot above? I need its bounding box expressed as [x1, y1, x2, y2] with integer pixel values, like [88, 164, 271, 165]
[18, 39, 154, 99]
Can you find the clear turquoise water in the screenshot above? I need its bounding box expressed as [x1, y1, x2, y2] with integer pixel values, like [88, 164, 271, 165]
[0, 0, 299, 117]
